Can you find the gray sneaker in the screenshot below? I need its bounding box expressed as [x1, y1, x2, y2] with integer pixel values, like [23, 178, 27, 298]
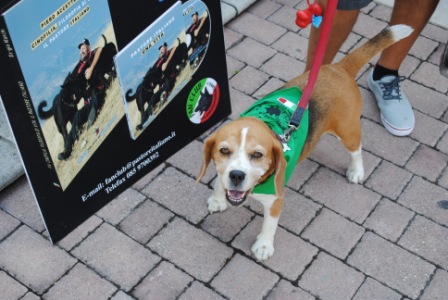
[368, 70, 415, 136]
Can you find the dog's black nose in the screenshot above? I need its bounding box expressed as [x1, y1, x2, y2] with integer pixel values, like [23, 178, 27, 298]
[229, 170, 245, 186]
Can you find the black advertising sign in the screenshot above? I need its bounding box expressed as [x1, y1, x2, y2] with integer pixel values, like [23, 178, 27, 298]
[0, 0, 230, 242]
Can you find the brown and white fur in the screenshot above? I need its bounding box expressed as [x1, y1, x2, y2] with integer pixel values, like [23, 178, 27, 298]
[196, 25, 413, 260]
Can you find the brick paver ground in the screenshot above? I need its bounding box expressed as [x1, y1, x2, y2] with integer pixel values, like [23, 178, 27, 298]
[1, 0, 448, 299]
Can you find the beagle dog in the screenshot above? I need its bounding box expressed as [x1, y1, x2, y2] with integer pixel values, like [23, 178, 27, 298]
[197, 25, 413, 260]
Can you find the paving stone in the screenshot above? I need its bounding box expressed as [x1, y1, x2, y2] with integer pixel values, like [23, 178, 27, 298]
[301, 168, 380, 223]
[347, 232, 435, 299]
[0, 208, 20, 241]
[223, 28, 243, 50]
[132, 261, 193, 300]
[352, 277, 402, 300]
[420, 269, 448, 300]
[211, 253, 279, 300]
[43, 263, 116, 300]
[227, 37, 276, 68]
[268, 5, 300, 32]
[119, 200, 174, 244]
[403, 81, 448, 120]
[405, 144, 448, 182]
[272, 31, 308, 61]
[339, 32, 363, 55]
[0, 139, 22, 192]
[56, 215, 103, 251]
[20, 292, 40, 300]
[398, 176, 448, 226]
[179, 281, 225, 300]
[71, 223, 160, 291]
[277, 188, 321, 235]
[247, 0, 282, 20]
[226, 56, 245, 80]
[253, 77, 285, 100]
[266, 279, 315, 300]
[361, 119, 419, 166]
[352, 12, 388, 39]
[411, 62, 448, 94]
[0, 177, 45, 232]
[96, 188, 145, 225]
[299, 252, 365, 300]
[228, 87, 257, 120]
[308, 134, 380, 180]
[411, 111, 448, 148]
[409, 35, 439, 60]
[167, 139, 213, 179]
[142, 167, 210, 224]
[111, 290, 136, 300]
[232, 216, 318, 280]
[0, 226, 76, 295]
[365, 160, 413, 200]
[132, 163, 165, 191]
[286, 159, 320, 192]
[0, 270, 27, 300]
[301, 209, 365, 260]
[201, 206, 254, 242]
[260, 52, 305, 82]
[230, 65, 270, 95]
[436, 129, 448, 155]
[437, 167, 448, 189]
[398, 216, 448, 269]
[226, 12, 287, 45]
[148, 217, 233, 282]
[363, 199, 414, 242]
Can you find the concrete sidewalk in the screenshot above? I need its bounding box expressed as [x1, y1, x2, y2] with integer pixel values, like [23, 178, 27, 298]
[1, 0, 448, 299]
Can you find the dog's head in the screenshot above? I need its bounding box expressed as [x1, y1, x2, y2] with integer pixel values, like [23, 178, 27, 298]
[197, 117, 287, 206]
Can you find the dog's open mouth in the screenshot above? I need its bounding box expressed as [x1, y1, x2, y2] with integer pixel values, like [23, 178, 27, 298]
[226, 189, 249, 206]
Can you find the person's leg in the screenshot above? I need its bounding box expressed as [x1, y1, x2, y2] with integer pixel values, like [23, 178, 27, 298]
[376, 0, 439, 72]
[369, 0, 439, 136]
[305, 0, 372, 71]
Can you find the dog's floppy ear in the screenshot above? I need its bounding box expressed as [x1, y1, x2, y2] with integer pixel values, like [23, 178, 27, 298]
[196, 132, 216, 183]
[272, 139, 287, 199]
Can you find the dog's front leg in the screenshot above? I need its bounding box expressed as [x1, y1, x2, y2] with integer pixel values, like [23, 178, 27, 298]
[346, 145, 365, 184]
[207, 176, 229, 213]
[251, 194, 282, 260]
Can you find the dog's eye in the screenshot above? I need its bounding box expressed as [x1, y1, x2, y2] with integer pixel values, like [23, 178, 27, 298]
[251, 151, 263, 159]
[219, 147, 231, 155]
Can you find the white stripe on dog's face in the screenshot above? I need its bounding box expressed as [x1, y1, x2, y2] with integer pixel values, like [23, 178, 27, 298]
[212, 120, 275, 195]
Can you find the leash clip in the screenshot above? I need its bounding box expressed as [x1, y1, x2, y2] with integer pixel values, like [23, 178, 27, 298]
[280, 125, 297, 143]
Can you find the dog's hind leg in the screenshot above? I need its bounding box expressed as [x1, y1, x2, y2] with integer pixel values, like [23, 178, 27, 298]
[335, 118, 365, 184]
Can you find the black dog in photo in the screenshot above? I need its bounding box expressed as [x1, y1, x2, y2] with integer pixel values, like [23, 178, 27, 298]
[125, 67, 159, 130]
[194, 87, 213, 115]
[38, 35, 117, 146]
[38, 73, 86, 144]
[126, 40, 188, 131]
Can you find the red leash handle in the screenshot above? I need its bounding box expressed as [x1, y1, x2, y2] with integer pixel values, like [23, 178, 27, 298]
[288, 0, 338, 131]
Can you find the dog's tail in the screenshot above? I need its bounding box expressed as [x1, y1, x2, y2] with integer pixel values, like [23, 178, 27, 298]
[338, 24, 413, 78]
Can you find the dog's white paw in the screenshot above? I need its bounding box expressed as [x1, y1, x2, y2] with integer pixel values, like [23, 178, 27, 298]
[251, 237, 274, 261]
[346, 167, 364, 184]
[207, 196, 228, 213]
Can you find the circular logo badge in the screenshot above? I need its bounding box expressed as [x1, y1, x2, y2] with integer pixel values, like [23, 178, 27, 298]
[187, 78, 220, 124]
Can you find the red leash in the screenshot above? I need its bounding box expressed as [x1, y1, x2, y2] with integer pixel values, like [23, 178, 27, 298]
[283, 0, 338, 141]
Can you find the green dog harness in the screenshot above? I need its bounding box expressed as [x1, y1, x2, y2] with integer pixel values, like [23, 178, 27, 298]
[240, 87, 309, 195]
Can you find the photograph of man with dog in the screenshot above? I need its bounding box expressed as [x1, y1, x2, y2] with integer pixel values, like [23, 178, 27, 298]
[118, 0, 211, 139]
[3, 0, 124, 190]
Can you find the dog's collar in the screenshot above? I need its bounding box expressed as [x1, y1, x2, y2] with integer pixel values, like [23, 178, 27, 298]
[240, 87, 309, 195]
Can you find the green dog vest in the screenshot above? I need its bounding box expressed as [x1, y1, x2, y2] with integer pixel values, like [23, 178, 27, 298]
[239, 87, 309, 195]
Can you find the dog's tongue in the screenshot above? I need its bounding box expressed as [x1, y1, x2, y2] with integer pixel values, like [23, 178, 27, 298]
[228, 190, 245, 200]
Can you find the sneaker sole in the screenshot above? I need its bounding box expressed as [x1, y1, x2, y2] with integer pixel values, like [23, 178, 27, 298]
[380, 114, 414, 136]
